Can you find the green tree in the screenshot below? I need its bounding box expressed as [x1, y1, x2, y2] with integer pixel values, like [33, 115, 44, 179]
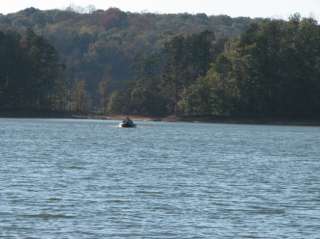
[107, 90, 128, 114]
[72, 80, 89, 113]
[0, 29, 65, 112]
[161, 31, 217, 115]
[98, 79, 109, 114]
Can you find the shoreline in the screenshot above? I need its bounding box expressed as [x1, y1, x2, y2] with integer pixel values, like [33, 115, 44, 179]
[1, 111, 320, 126]
[118, 115, 320, 126]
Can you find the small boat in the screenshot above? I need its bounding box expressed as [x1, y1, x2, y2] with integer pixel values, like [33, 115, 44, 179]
[119, 117, 136, 128]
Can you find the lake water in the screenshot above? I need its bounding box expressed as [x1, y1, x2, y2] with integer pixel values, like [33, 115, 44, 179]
[0, 119, 320, 238]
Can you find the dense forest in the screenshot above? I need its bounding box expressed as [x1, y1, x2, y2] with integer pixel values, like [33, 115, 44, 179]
[1, 8, 320, 118]
[0, 29, 65, 111]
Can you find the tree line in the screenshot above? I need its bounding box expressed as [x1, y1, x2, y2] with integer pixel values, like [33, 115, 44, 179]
[0, 7, 256, 111]
[1, 10, 320, 118]
[107, 14, 320, 118]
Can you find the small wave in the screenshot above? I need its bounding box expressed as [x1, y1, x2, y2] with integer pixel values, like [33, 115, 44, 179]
[66, 166, 85, 170]
[248, 206, 286, 215]
[21, 213, 75, 220]
[135, 190, 163, 196]
[47, 197, 62, 202]
[106, 199, 131, 204]
[222, 207, 286, 215]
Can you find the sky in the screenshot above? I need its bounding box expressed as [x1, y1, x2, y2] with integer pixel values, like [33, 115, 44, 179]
[1, 0, 320, 19]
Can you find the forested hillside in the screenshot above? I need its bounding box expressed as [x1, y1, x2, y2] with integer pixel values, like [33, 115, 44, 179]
[0, 7, 256, 113]
[112, 15, 320, 118]
[171, 15, 320, 118]
[1, 9, 320, 119]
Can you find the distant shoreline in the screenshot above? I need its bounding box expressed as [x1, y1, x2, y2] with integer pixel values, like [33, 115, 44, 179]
[105, 115, 320, 126]
[1, 111, 320, 126]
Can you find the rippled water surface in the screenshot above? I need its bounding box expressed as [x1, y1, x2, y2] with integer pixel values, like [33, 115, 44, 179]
[0, 118, 320, 238]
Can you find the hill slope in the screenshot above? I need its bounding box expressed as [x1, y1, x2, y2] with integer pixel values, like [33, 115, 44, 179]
[0, 8, 258, 98]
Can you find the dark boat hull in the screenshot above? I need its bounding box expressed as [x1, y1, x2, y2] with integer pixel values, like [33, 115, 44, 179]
[119, 123, 136, 128]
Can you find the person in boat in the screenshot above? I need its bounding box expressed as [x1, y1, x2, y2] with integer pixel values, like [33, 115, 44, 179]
[123, 116, 134, 126]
